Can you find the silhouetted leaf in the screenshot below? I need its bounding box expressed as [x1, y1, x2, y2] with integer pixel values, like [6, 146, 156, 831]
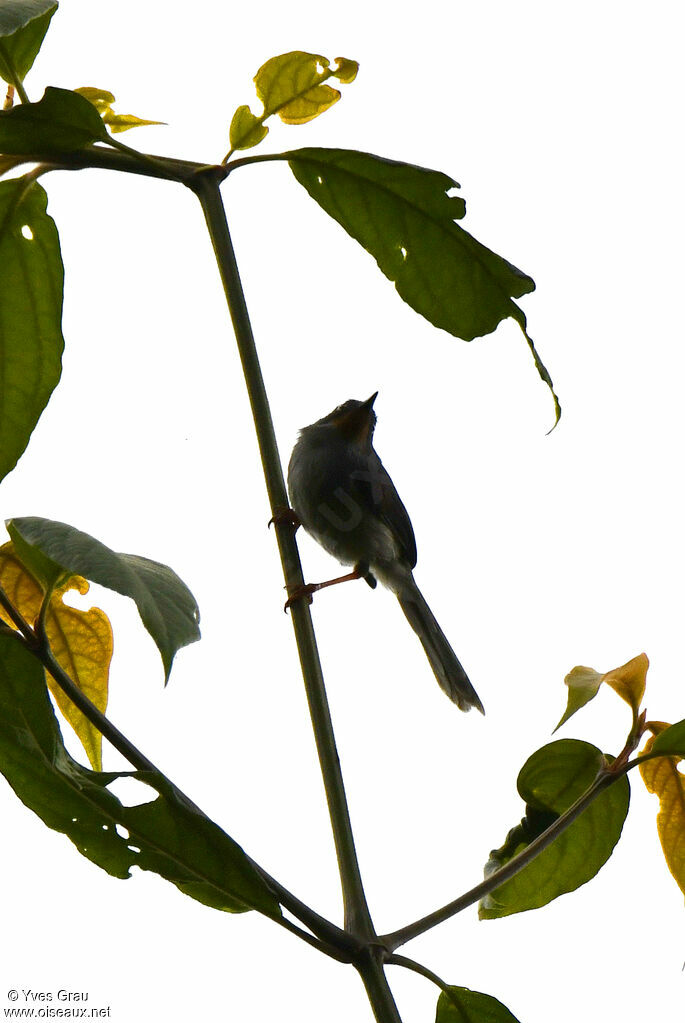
[284, 147, 559, 423]
[0, 0, 57, 84]
[0, 632, 279, 916]
[436, 986, 522, 1022]
[651, 719, 685, 757]
[0, 86, 107, 152]
[7, 517, 200, 681]
[0, 178, 63, 482]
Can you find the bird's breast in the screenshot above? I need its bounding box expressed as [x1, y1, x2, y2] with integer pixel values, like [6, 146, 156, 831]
[287, 434, 400, 570]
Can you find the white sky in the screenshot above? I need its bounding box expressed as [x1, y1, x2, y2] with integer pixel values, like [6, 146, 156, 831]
[2, 1, 684, 1021]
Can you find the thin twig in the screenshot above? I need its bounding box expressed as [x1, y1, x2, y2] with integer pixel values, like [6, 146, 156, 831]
[386, 954, 451, 995]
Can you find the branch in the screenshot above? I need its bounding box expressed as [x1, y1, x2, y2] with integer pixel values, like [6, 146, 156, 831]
[6, 145, 220, 185]
[187, 169, 376, 941]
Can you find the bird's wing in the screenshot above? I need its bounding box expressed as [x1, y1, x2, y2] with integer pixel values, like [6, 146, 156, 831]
[349, 453, 417, 568]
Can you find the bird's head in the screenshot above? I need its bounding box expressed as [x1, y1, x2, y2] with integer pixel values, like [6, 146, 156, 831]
[309, 392, 378, 446]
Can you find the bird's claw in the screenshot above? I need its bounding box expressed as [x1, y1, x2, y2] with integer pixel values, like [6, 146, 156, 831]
[269, 506, 301, 530]
[283, 583, 316, 613]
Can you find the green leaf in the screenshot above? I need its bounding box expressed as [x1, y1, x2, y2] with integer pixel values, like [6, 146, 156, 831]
[0, 631, 280, 915]
[479, 739, 630, 919]
[0, 0, 57, 85]
[284, 147, 559, 424]
[651, 719, 685, 757]
[6, 520, 66, 589]
[436, 986, 522, 1023]
[0, 86, 108, 153]
[0, 178, 63, 483]
[7, 517, 201, 681]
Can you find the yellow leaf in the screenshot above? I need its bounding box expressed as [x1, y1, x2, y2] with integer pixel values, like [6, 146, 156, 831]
[640, 734, 685, 898]
[102, 112, 166, 134]
[75, 86, 164, 135]
[603, 652, 648, 714]
[225, 51, 358, 159]
[229, 104, 269, 152]
[0, 543, 112, 771]
[276, 82, 341, 125]
[0, 544, 42, 625]
[44, 581, 112, 771]
[555, 652, 649, 730]
[646, 720, 672, 737]
[255, 51, 343, 125]
[333, 57, 359, 84]
[74, 87, 115, 114]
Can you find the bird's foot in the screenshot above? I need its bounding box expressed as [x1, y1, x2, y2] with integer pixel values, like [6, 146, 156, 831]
[283, 566, 365, 612]
[283, 582, 317, 612]
[268, 506, 301, 530]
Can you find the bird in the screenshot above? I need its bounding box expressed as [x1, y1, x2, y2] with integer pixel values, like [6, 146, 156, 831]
[286, 392, 484, 712]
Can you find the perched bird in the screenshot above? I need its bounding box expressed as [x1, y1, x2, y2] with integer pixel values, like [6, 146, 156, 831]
[287, 392, 484, 712]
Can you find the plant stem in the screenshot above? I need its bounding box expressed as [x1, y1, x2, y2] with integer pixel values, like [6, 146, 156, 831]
[381, 769, 619, 950]
[386, 954, 451, 995]
[10, 147, 209, 185]
[355, 949, 404, 1023]
[12, 78, 29, 104]
[189, 169, 377, 942]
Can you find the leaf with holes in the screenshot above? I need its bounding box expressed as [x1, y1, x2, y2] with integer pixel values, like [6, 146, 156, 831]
[0, 178, 63, 483]
[7, 517, 200, 681]
[228, 52, 358, 153]
[0, 0, 57, 85]
[0, 631, 280, 915]
[282, 147, 559, 425]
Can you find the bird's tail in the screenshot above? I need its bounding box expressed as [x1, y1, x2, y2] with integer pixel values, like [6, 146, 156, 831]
[397, 577, 484, 713]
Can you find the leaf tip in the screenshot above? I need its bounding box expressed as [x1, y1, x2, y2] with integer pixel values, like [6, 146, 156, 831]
[333, 57, 359, 84]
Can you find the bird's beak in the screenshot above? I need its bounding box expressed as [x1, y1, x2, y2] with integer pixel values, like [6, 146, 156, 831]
[332, 391, 378, 440]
